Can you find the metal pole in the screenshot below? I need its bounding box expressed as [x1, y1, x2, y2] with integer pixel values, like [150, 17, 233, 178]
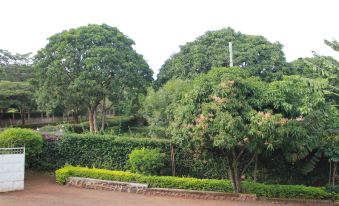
[229, 42, 233, 67]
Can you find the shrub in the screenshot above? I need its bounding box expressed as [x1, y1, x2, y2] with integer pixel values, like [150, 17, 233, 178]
[55, 166, 233, 192]
[56, 133, 171, 171]
[128, 148, 165, 175]
[241, 181, 335, 200]
[55, 166, 335, 200]
[37, 132, 228, 178]
[0, 128, 43, 168]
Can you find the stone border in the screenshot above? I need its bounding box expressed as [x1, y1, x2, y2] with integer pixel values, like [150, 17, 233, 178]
[66, 177, 335, 206]
[257, 197, 334, 206]
[145, 188, 257, 202]
[67, 177, 147, 194]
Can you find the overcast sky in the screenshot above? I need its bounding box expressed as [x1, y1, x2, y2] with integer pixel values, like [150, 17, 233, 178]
[1, 0, 338, 75]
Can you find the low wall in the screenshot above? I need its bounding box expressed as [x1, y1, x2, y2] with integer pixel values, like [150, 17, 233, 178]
[0, 148, 25, 192]
[66, 177, 335, 206]
[145, 188, 256, 202]
[67, 177, 147, 194]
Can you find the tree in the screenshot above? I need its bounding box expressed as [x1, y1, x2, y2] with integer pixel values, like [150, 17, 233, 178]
[141, 79, 192, 129]
[34, 24, 153, 133]
[156, 27, 286, 87]
[169, 67, 327, 192]
[289, 40, 339, 108]
[0, 81, 35, 125]
[285, 40, 339, 185]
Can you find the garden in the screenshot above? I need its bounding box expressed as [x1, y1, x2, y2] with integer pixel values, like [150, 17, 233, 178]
[0, 24, 338, 204]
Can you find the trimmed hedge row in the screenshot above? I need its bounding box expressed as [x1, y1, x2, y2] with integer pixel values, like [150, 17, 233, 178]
[56, 166, 233, 192]
[40, 133, 228, 178]
[56, 166, 335, 200]
[44, 133, 171, 172]
[241, 181, 334, 200]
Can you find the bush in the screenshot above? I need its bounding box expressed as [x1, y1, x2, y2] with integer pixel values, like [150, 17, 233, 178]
[128, 148, 165, 175]
[37, 132, 228, 178]
[56, 133, 171, 172]
[55, 166, 233, 192]
[0, 128, 43, 168]
[55, 166, 335, 200]
[241, 181, 335, 200]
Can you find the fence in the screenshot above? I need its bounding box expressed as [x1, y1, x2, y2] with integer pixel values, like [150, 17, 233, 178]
[0, 147, 25, 192]
[0, 116, 64, 128]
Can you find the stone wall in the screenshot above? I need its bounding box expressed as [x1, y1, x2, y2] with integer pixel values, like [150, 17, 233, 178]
[67, 177, 147, 194]
[66, 177, 335, 206]
[145, 188, 257, 202]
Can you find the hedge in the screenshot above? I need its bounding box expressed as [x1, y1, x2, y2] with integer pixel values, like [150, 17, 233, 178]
[241, 181, 334, 200]
[56, 166, 336, 200]
[48, 133, 171, 172]
[0, 128, 43, 168]
[55, 166, 233, 192]
[40, 133, 227, 178]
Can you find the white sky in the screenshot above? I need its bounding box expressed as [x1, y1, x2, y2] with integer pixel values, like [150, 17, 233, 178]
[1, 0, 338, 76]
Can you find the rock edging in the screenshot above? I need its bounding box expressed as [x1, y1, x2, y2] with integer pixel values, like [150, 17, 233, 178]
[66, 177, 335, 206]
[67, 177, 147, 194]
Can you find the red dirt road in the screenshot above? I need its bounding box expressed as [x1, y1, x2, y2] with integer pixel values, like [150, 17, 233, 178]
[0, 173, 291, 206]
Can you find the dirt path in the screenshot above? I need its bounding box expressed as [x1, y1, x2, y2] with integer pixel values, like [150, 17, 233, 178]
[0, 172, 290, 206]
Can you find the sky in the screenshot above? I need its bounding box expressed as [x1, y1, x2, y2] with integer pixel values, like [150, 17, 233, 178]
[1, 0, 338, 76]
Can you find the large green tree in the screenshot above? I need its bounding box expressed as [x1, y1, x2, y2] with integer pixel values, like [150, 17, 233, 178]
[34, 24, 153, 133]
[0, 81, 35, 125]
[0, 50, 34, 82]
[0, 50, 35, 125]
[169, 67, 329, 192]
[156, 27, 286, 86]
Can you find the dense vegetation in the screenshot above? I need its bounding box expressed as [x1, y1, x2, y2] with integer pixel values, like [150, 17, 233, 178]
[0, 128, 43, 167]
[0, 25, 337, 199]
[156, 27, 286, 86]
[56, 166, 336, 200]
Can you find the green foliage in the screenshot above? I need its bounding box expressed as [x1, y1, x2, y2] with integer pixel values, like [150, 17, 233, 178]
[128, 148, 165, 175]
[56, 133, 171, 171]
[141, 79, 192, 134]
[34, 24, 153, 132]
[169, 67, 329, 192]
[241, 181, 334, 200]
[55, 166, 335, 200]
[55, 165, 233, 192]
[0, 128, 43, 168]
[63, 116, 137, 134]
[156, 27, 286, 86]
[0, 81, 35, 121]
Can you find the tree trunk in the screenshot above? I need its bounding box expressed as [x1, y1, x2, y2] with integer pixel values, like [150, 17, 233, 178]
[12, 113, 15, 125]
[329, 161, 332, 186]
[227, 153, 241, 193]
[170, 143, 176, 176]
[93, 109, 97, 133]
[253, 154, 258, 182]
[88, 107, 98, 133]
[88, 109, 94, 133]
[73, 113, 79, 124]
[333, 162, 337, 186]
[101, 98, 106, 132]
[20, 109, 25, 125]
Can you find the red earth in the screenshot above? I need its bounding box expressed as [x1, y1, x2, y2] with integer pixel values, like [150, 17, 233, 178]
[0, 172, 295, 206]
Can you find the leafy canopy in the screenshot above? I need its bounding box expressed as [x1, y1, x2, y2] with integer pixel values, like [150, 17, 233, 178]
[156, 27, 286, 86]
[34, 24, 153, 132]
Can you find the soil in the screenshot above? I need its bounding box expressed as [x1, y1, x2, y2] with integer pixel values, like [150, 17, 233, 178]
[0, 172, 291, 206]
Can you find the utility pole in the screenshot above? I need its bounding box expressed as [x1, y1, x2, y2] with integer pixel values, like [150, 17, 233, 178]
[229, 42, 233, 67]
